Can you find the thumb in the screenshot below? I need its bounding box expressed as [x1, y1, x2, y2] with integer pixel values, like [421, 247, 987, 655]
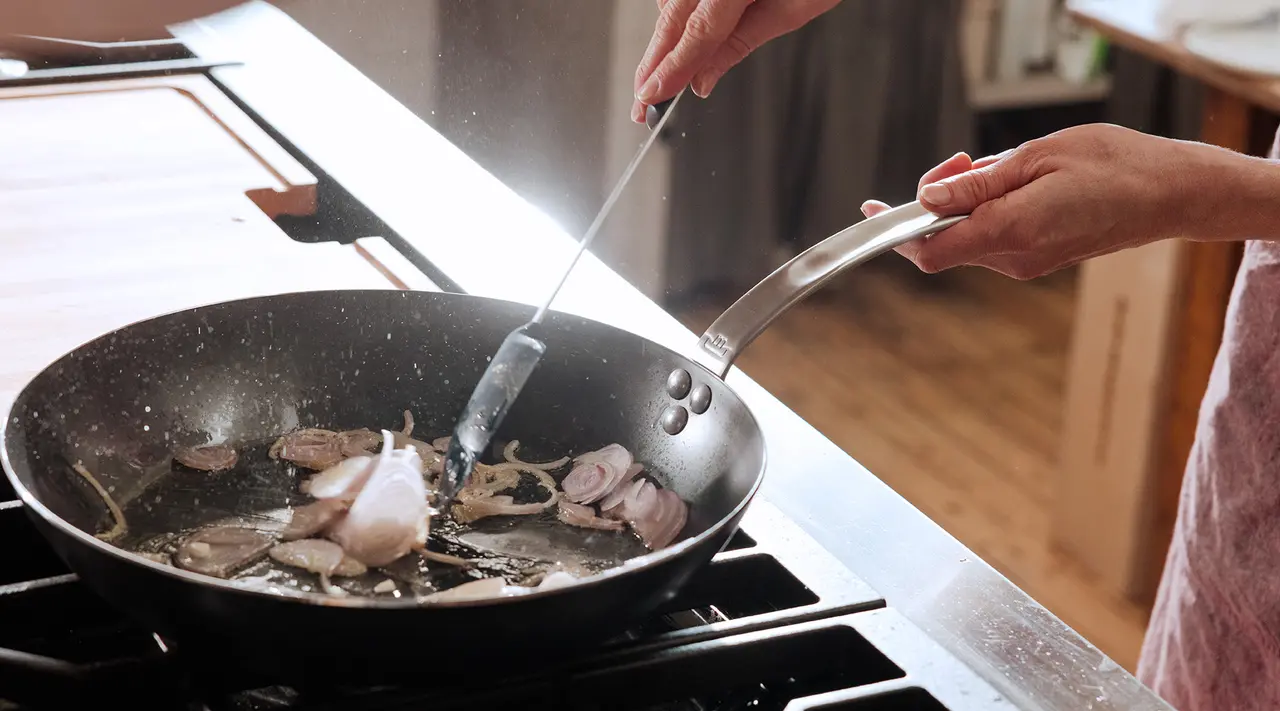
[918, 148, 1034, 215]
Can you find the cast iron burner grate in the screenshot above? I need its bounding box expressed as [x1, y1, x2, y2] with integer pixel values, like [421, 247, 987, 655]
[3, 479, 983, 711]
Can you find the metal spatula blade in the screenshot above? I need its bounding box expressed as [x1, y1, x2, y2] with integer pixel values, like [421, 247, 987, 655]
[437, 90, 685, 508]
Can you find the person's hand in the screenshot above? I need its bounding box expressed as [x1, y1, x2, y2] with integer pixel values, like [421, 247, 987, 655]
[860, 123, 1255, 280]
[631, 0, 841, 122]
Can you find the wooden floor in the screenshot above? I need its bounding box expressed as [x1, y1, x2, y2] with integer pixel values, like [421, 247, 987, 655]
[679, 256, 1150, 672]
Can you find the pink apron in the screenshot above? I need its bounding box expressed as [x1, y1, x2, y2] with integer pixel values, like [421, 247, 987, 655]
[1138, 133, 1280, 709]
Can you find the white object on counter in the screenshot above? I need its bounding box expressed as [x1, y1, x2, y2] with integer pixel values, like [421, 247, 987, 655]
[1155, 0, 1280, 31]
[1182, 16, 1280, 77]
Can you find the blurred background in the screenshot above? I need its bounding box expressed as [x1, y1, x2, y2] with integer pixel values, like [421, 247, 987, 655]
[270, 0, 1273, 673]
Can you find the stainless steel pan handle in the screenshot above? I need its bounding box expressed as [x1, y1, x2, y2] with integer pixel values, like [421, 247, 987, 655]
[692, 201, 968, 379]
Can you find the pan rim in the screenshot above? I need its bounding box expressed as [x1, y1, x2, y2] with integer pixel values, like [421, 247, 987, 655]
[0, 288, 767, 610]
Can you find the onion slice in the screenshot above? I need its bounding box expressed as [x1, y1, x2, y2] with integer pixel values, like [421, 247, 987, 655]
[337, 429, 381, 457]
[557, 500, 625, 531]
[575, 443, 633, 476]
[451, 467, 559, 523]
[603, 479, 689, 551]
[452, 492, 548, 524]
[70, 462, 127, 542]
[502, 440, 570, 471]
[422, 576, 513, 603]
[599, 463, 644, 512]
[173, 444, 238, 472]
[563, 444, 634, 505]
[282, 498, 350, 541]
[270, 539, 348, 577]
[269, 429, 345, 471]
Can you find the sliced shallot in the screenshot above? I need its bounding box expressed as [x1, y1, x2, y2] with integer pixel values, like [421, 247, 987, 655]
[557, 500, 625, 531]
[174, 527, 274, 578]
[70, 462, 127, 542]
[469, 466, 521, 493]
[337, 429, 381, 457]
[610, 479, 660, 523]
[502, 440, 570, 471]
[599, 463, 644, 512]
[631, 488, 689, 550]
[562, 444, 633, 504]
[281, 498, 350, 541]
[576, 443, 633, 476]
[269, 539, 347, 576]
[269, 429, 345, 471]
[421, 549, 470, 567]
[535, 571, 578, 591]
[451, 492, 548, 524]
[451, 469, 559, 523]
[601, 478, 646, 517]
[173, 444, 238, 472]
[561, 463, 615, 505]
[423, 571, 579, 603]
[423, 576, 512, 603]
[392, 432, 442, 474]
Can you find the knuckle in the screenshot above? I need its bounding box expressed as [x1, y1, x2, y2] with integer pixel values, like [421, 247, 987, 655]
[1013, 137, 1054, 170]
[654, 8, 683, 35]
[684, 11, 719, 42]
[953, 170, 999, 205]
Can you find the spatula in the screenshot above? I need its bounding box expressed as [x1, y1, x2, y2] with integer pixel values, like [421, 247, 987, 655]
[436, 91, 686, 508]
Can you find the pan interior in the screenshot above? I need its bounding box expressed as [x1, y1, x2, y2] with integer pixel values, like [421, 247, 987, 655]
[3, 290, 764, 602]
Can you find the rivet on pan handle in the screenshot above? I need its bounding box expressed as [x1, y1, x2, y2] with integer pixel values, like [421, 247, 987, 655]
[692, 201, 969, 380]
[645, 98, 677, 131]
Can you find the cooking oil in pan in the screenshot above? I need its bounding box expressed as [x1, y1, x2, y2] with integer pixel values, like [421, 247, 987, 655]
[109, 439, 648, 600]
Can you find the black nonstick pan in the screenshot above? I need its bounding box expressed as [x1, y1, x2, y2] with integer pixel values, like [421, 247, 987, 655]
[1, 201, 962, 686]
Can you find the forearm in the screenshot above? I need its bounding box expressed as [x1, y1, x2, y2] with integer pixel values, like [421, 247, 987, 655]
[1179, 141, 1280, 244]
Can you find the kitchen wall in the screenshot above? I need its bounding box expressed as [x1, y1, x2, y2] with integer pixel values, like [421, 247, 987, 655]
[277, 0, 671, 299]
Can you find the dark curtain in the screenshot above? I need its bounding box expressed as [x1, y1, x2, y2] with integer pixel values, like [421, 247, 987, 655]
[661, 0, 975, 303]
[1105, 47, 1205, 141]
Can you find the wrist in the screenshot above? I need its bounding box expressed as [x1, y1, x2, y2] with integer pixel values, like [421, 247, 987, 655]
[1178, 142, 1280, 243]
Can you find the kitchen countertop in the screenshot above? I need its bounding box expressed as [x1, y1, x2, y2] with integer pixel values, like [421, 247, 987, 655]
[0, 70, 399, 406]
[1070, 0, 1280, 114]
[173, 5, 1172, 709]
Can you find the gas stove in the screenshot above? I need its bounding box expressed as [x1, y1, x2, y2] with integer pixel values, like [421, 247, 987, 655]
[0, 6, 1170, 711]
[0, 475, 1002, 710]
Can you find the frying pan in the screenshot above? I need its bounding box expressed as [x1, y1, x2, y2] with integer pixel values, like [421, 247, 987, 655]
[1, 201, 962, 686]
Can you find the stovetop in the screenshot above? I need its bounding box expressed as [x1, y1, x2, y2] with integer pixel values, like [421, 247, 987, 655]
[0, 29, 1020, 711]
[0, 473, 987, 711]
